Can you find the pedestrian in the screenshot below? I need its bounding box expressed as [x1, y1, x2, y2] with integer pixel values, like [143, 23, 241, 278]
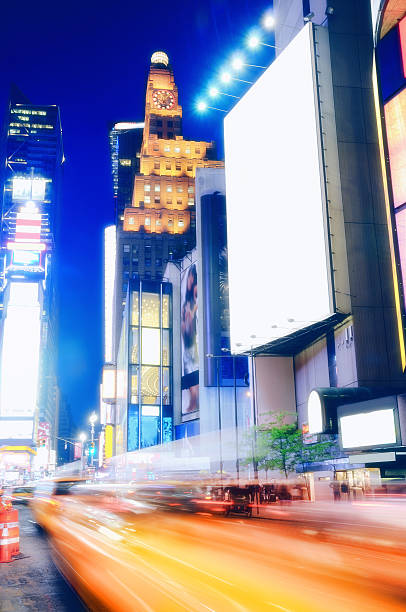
[330, 480, 341, 502]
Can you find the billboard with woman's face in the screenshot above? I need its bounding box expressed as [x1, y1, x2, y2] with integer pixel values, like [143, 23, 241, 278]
[181, 262, 199, 416]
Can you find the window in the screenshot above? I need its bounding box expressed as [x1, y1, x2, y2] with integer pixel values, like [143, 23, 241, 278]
[166, 162, 171, 170]
[123, 245, 130, 253]
[156, 258, 162, 266]
[154, 197, 160, 204]
[176, 186, 183, 193]
[154, 162, 160, 169]
[168, 218, 173, 226]
[142, 293, 160, 327]
[145, 217, 151, 226]
[167, 120, 173, 127]
[156, 219, 161, 226]
[188, 198, 194, 205]
[154, 184, 160, 192]
[188, 186, 193, 194]
[177, 200, 182, 206]
[178, 219, 184, 227]
[119, 159, 131, 166]
[176, 163, 181, 171]
[166, 185, 172, 192]
[157, 120, 163, 127]
[185, 148, 190, 154]
[187, 165, 193, 171]
[168, 132, 174, 139]
[144, 184, 151, 192]
[128, 217, 135, 225]
[164, 145, 170, 152]
[144, 195, 151, 203]
[174, 146, 180, 153]
[195, 148, 200, 154]
[145, 258, 151, 266]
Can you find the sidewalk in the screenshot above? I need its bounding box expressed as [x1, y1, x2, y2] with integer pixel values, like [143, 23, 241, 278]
[0, 505, 86, 612]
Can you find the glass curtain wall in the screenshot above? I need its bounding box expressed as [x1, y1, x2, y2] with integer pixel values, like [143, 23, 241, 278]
[128, 280, 172, 450]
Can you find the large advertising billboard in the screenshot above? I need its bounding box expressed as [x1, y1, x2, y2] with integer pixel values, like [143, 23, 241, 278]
[224, 23, 333, 353]
[0, 282, 41, 421]
[181, 259, 199, 416]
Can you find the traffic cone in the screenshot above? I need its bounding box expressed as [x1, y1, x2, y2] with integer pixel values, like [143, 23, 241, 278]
[0, 526, 13, 563]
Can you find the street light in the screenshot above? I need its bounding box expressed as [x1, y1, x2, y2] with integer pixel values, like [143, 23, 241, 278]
[247, 34, 278, 50]
[196, 100, 227, 113]
[231, 55, 266, 70]
[220, 71, 253, 85]
[262, 13, 275, 30]
[209, 86, 239, 99]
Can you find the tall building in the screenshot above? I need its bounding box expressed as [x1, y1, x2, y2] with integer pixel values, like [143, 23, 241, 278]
[101, 52, 223, 455]
[0, 92, 63, 481]
[222, 0, 406, 487]
[121, 51, 222, 282]
[109, 121, 144, 225]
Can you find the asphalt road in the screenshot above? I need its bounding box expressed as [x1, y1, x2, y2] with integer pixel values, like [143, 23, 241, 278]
[0, 505, 87, 612]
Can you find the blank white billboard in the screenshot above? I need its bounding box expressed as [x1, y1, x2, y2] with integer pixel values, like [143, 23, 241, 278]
[0, 419, 34, 440]
[0, 282, 41, 421]
[340, 409, 397, 449]
[224, 23, 333, 353]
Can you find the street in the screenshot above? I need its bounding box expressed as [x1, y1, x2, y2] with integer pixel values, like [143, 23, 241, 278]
[0, 506, 86, 612]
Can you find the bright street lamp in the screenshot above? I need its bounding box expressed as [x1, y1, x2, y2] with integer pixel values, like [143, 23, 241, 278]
[209, 87, 239, 99]
[79, 432, 86, 443]
[89, 412, 98, 425]
[263, 13, 275, 30]
[247, 35, 278, 49]
[221, 71, 253, 85]
[197, 100, 227, 113]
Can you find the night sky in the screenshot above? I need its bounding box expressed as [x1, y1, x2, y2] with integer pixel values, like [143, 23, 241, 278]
[0, 0, 274, 430]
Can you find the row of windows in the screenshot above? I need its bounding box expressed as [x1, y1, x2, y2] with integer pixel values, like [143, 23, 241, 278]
[144, 184, 193, 194]
[142, 196, 194, 205]
[153, 161, 194, 171]
[11, 108, 47, 116]
[152, 143, 200, 155]
[9, 122, 54, 130]
[128, 217, 185, 227]
[151, 119, 180, 128]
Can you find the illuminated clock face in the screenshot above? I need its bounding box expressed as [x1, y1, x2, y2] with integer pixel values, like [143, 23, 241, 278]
[152, 89, 175, 110]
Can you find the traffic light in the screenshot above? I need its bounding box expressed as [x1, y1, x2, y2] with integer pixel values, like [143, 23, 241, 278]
[89, 442, 95, 456]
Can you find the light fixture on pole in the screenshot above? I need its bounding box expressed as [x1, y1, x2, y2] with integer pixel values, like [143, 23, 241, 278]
[221, 71, 253, 85]
[197, 100, 227, 113]
[262, 12, 275, 30]
[247, 35, 278, 50]
[209, 86, 239, 99]
[231, 56, 266, 70]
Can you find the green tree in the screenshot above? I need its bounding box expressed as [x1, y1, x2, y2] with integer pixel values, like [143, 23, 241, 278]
[245, 412, 335, 479]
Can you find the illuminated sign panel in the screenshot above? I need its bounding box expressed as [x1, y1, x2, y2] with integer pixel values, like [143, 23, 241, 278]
[224, 23, 332, 353]
[105, 425, 113, 459]
[12, 250, 40, 267]
[0, 420, 34, 440]
[385, 89, 406, 207]
[0, 282, 41, 420]
[399, 15, 406, 78]
[12, 178, 46, 201]
[340, 409, 396, 449]
[102, 367, 116, 401]
[104, 225, 116, 363]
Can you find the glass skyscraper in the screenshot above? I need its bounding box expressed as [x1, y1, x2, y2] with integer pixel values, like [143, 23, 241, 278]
[0, 92, 63, 479]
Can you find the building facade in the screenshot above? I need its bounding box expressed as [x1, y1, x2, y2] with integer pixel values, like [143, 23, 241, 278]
[101, 52, 223, 455]
[0, 94, 63, 481]
[222, 0, 406, 487]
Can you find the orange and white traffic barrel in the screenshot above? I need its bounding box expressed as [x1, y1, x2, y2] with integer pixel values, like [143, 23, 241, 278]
[0, 502, 19, 563]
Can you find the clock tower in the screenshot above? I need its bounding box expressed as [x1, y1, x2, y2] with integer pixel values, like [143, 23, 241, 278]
[122, 51, 223, 279]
